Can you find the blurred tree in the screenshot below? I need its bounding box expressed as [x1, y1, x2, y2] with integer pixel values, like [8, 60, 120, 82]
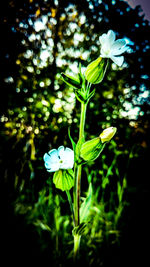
[0, 0, 149, 143]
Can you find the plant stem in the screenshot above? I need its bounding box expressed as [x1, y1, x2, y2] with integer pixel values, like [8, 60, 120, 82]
[73, 234, 81, 261]
[74, 102, 87, 226]
[79, 102, 87, 140]
[66, 190, 75, 226]
[73, 84, 90, 258]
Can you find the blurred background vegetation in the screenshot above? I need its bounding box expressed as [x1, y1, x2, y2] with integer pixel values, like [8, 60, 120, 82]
[0, 0, 150, 266]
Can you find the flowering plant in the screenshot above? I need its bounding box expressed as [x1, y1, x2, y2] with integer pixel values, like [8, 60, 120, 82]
[43, 30, 129, 260]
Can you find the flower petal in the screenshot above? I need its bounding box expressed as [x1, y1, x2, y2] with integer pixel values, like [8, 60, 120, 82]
[107, 30, 116, 45]
[112, 45, 129, 56]
[48, 149, 59, 162]
[43, 152, 51, 163]
[60, 147, 74, 169]
[111, 39, 128, 55]
[100, 34, 111, 51]
[58, 146, 65, 159]
[100, 48, 111, 58]
[46, 162, 60, 172]
[43, 150, 60, 172]
[99, 30, 116, 52]
[111, 55, 124, 66]
[99, 33, 107, 45]
[64, 148, 74, 161]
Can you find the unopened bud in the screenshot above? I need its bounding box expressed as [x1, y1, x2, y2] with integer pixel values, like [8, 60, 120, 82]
[80, 137, 104, 161]
[99, 127, 117, 143]
[85, 57, 107, 84]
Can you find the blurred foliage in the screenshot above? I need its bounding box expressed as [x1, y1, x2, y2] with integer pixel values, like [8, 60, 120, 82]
[0, 0, 150, 266]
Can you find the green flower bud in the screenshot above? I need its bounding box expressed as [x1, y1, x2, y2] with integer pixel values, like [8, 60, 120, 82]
[85, 57, 108, 84]
[80, 137, 104, 161]
[99, 127, 117, 143]
[80, 127, 117, 162]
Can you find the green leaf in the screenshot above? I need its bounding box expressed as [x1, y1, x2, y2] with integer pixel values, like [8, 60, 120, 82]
[80, 183, 92, 223]
[61, 73, 81, 90]
[75, 90, 87, 103]
[102, 177, 109, 189]
[53, 169, 74, 191]
[117, 182, 123, 203]
[34, 220, 51, 232]
[68, 127, 76, 152]
[87, 88, 96, 101]
[123, 177, 127, 189]
[78, 64, 86, 89]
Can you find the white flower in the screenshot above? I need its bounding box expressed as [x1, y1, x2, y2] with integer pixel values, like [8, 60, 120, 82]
[43, 146, 74, 172]
[99, 30, 129, 66]
[100, 127, 117, 143]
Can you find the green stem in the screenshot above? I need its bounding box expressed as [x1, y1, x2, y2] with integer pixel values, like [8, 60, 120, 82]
[74, 102, 87, 226]
[73, 85, 90, 260]
[79, 102, 87, 139]
[66, 190, 75, 226]
[73, 234, 81, 261]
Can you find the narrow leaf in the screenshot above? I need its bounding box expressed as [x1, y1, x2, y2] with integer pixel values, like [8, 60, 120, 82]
[87, 88, 96, 101]
[68, 127, 76, 152]
[102, 177, 109, 189]
[61, 73, 81, 89]
[80, 183, 92, 223]
[117, 181, 122, 203]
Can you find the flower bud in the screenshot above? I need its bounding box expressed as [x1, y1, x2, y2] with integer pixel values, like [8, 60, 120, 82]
[80, 137, 104, 161]
[85, 57, 107, 84]
[99, 127, 117, 143]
